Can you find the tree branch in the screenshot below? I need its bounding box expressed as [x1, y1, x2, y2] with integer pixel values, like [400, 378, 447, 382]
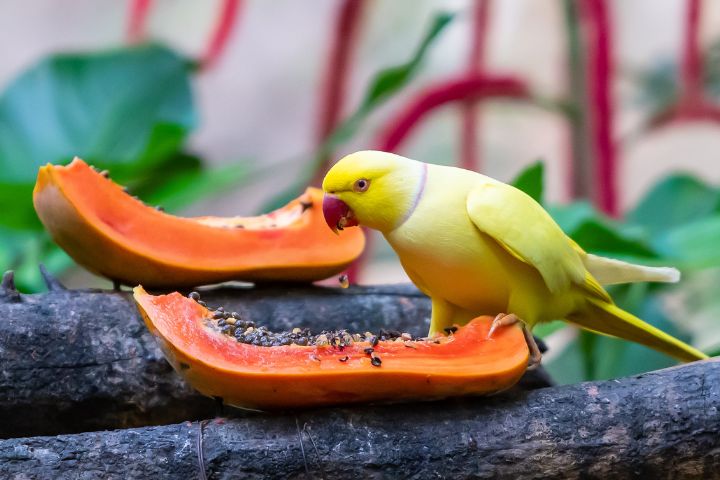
[1, 360, 716, 479]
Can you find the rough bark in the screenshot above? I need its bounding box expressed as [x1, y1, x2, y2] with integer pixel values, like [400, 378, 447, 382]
[1, 360, 718, 480]
[0, 274, 551, 438]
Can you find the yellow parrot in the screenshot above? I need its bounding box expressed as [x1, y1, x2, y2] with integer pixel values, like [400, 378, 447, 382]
[321, 150, 708, 365]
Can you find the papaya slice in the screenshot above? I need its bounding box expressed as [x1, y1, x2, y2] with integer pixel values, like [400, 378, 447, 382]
[133, 286, 530, 409]
[33, 158, 365, 286]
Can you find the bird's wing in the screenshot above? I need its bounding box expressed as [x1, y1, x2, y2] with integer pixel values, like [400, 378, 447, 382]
[466, 182, 587, 294]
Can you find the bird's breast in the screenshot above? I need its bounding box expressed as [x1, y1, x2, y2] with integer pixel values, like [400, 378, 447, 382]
[385, 191, 513, 314]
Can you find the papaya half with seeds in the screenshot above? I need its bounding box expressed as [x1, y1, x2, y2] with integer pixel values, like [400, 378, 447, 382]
[133, 286, 530, 409]
[33, 158, 365, 287]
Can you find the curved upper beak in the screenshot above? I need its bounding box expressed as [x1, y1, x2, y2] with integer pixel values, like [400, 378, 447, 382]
[322, 194, 358, 234]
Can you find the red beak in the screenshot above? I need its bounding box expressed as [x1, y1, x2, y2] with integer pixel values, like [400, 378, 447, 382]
[322, 194, 358, 234]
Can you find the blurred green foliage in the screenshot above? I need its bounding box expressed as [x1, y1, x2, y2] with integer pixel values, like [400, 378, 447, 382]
[634, 38, 720, 114]
[0, 44, 250, 292]
[320, 11, 454, 152]
[0, 45, 194, 230]
[511, 161, 544, 204]
[510, 162, 720, 383]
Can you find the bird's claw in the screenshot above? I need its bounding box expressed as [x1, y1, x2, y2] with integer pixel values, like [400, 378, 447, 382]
[487, 313, 519, 338]
[488, 313, 542, 368]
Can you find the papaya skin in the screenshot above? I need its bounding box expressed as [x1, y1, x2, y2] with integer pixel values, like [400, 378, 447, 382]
[133, 286, 530, 410]
[33, 159, 365, 287]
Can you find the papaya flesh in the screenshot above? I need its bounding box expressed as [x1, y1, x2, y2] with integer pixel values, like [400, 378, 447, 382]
[33, 159, 365, 287]
[133, 286, 530, 409]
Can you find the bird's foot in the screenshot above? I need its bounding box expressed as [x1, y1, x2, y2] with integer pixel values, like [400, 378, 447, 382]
[487, 313, 520, 338]
[488, 313, 542, 369]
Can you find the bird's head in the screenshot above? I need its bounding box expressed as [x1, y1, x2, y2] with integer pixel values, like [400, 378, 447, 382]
[321, 150, 426, 234]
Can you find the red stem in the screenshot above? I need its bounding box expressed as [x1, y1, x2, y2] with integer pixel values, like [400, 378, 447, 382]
[650, 103, 720, 128]
[682, 0, 702, 106]
[376, 75, 528, 152]
[562, 0, 593, 202]
[460, 101, 481, 170]
[312, 0, 368, 186]
[647, 1, 720, 128]
[201, 0, 243, 70]
[466, 0, 490, 72]
[580, 0, 618, 216]
[460, 0, 491, 171]
[127, 0, 152, 44]
[347, 74, 529, 283]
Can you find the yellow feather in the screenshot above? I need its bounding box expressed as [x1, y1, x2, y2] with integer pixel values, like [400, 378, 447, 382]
[568, 296, 707, 362]
[583, 254, 681, 285]
[466, 181, 586, 294]
[322, 151, 707, 362]
[567, 237, 681, 285]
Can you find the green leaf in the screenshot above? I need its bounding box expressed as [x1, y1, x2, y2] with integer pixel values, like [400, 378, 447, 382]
[532, 319, 566, 338]
[0, 182, 41, 230]
[263, 11, 455, 212]
[0, 44, 194, 183]
[570, 219, 657, 258]
[0, 228, 26, 272]
[0, 227, 73, 293]
[14, 241, 74, 293]
[0, 44, 195, 231]
[577, 329, 598, 380]
[652, 215, 720, 268]
[547, 201, 596, 233]
[627, 174, 720, 235]
[139, 159, 253, 213]
[511, 161, 544, 204]
[548, 203, 657, 259]
[543, 335, 587, 385]
[357, 12, 454, 111]
[128, 152, 202, 199]
[11, 236, 42, 292]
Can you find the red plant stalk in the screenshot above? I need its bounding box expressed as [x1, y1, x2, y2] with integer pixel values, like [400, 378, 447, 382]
[460, 0, 491, 171]
[649, 0, 720, 127]
[345, 74, 529, 283]
[201, 0, 243, 70]
[377, 75, 528, 152]
[312, 0, 368, 186]
[682, 0, 702, 107]
[562, 0, 594, 203]
[580, 0, 618, 216]
[127, 0, 153, 44]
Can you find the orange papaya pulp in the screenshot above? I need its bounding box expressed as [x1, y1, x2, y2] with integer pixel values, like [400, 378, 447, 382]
[133, 286, 530, 409]
[33, 158, 365, 287]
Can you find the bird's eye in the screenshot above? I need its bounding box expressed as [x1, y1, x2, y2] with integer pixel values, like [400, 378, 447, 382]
[353, 178, 370, 192]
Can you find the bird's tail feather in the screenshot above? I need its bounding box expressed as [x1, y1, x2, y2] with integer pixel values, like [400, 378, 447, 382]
[584, 254, 680, 285]
[567, 297, 707, 362]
